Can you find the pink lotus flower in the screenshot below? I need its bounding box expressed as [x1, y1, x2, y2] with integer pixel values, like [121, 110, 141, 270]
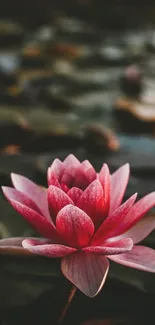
[2, 154, 155, 297]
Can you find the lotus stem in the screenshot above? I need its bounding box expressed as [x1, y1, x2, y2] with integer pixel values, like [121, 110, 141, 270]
[59, 286, 77, 324]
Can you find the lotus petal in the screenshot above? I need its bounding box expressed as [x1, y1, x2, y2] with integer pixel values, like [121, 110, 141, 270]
[114, 215, 155, 244]
[2, 187, 60, 240]
[56, 205, 94, 248]
[11, 173, 50, 219]
[49, 158, 64, 179]
[92, 193, 137, 244]
[48, 185, 73, 222]
[23, 239, 76, 257]
[77, 180, 105, 225]
[2, 187, 41, 214]
[61, 251, 109, 297]
[47, 168, 61, 188]
[108, 245, 155, 273]
[75, 160, 96, 189]
[109, 164, 130, 215]
[83, 238, 133, 255]
[98, 164, 110, 216]
[67, 187, 83, 204]
[120, 192, 155, 232]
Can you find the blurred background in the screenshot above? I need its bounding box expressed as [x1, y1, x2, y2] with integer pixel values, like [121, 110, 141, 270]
[1, 1, 155, 324]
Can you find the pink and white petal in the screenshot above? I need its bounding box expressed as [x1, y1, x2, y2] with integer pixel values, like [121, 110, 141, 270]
[60, 155, 80, 186]
[98, 164, 110, 216]
[2, 189, 60, 240]
[50, 158, 64, 179]
[63, 154, 80, 171]
[2, 187, 42, 214]
[81, 160, 96, 183]
[60, 183, 69, 193]
[23, 239, 76, 257]
[92, 193, 137, 245]
[48, 186, 73, 222]
[56, 205, 94, 248]
[77, 180, 105, 225]
[0, 236, 53, 250]
[61, 251, 109, 297]
[23, 238, 54, 245]
[114, 215, 155, 244]
[74, 168, 89, 189]
[74, 160, 96, 189]
[83, 238, 133, 255]
[0, 237, 27, 247]
[109, 164, 130, 215]
[11, 173, 50, 219]
[108, 245, 155, 273]
[60, 172, 74, 188]
[121, 192, 155, 232]
[47, 168, 61, 188]
[67, 187, 83, 204]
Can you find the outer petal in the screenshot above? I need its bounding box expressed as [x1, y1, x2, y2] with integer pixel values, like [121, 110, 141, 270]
[0, 237, 50, 255]
[61, 251, 109, 297]
[2, 187, 60, 240]
[74, 160, 96, 189]
[49, 158, 64, 179]
[98, 164, 110, 216]
[92, 193, 137, 245]
[2, 187, 42, 214]
[56, 205, 94, 248]
[120, 192, 155, 232]
[81, 160, 96, 182]
[109, 164, 130, 215]
[0, 237, 27, 247]
[63, 154, 80, 171]
[61, 154, 80, 182]
[77, 180, 105, 225]
[11, 173, 50, 219]
[114, 215, 155, 244]
[83, 238, 133, 255]
[47, 168, 61, 188]
[48, 185, 73, 222]
[67, 187, 83, 204]
[23, 239, 76, 257]
[108, 245, 155, 273]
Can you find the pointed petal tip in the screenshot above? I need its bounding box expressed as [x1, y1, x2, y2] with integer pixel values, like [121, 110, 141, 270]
[22, 239, 77, 257]
[85, 237, 133, 255]
[1, 185, 5, 192]
[101, 163, 109, 170]
[64, 154, 80, 165]
[61, 252, 109, 297]
[2, 186, 11, 197]
[108, 245, 155, 273]
[11, 172, 18, 179]
[65, 153, 77, 159]
[11, 172, 25, 186]
[132, 192, 138, 200]
[109, 163, 130, 215]
[122, 162, 130, 170]
[48, 185, 74, 223]
[116, 215, 155, 244]
[77, 179, 105, 225]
